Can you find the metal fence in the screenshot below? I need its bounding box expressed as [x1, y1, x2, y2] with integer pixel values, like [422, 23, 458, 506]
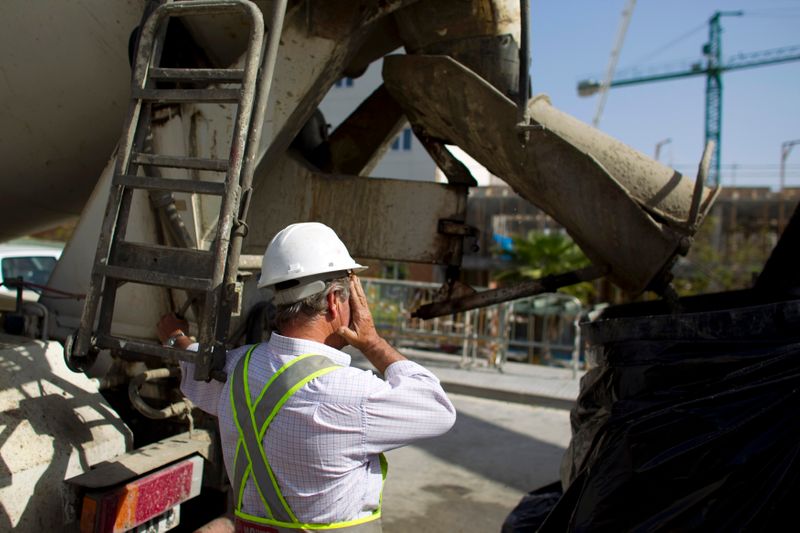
[361, 278, 585, 376]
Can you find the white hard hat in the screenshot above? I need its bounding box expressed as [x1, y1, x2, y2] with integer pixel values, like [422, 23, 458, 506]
[258, 222, 366, 305]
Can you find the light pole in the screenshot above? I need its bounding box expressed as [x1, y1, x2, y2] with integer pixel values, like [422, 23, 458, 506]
[778, 139, 800, 231]
[780, 140, 800, 192]
[654, 138, 671, 162]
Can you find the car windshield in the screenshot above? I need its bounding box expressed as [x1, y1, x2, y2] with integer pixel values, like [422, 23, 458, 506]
[2, 256, 58, 286]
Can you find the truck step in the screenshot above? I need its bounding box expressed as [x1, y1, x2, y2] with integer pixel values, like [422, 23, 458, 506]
[149, 67, 245, 83]
[114, 174, 227, 195]
[130, 152, 230, 172]
[132, 87, 241, 103]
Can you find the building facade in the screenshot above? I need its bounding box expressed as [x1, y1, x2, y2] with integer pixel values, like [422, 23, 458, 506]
[318, 59, 436, 182]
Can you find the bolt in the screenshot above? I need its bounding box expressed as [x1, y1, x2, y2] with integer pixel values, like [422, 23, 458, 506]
[678, 236, 693, 255]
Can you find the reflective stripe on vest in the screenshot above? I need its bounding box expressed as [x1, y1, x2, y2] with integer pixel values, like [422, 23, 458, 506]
[230, 345, 387, 531]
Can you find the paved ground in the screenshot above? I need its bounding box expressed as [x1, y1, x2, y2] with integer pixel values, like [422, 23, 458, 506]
[346, 347, 582, 533]
[348, 347, 584, 409]
[399, 348, 583, 409]
[381, 394, 571, 533]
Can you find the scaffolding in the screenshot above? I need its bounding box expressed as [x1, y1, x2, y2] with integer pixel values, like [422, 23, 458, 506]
[361, 278, 585, 376]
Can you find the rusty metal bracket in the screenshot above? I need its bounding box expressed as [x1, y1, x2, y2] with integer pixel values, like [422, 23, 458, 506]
[412, 264, 608, 319]
[438, 218, 480, 257]
[516, 0, 532, 144]
[438, 219, 478, 238]
[412, 126, 478, 187]
[687, 140, 722, 232]
[234, 185, 253, 238]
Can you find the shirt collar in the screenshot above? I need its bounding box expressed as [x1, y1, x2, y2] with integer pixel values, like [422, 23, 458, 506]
[266, 332, 351, 367]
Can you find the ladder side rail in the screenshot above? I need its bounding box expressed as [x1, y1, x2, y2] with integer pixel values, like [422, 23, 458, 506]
[238, 0, 288, 203]
[97, 114, 162, 339]
[216, 0, 289, 371]
[95, 1, 175, 346]
[74, 106, 141, 358]
[194, 1, 266, 380]
[73, 3, 171, 359]
[224, 0, 289, 295]
[204, 0, 265, 290]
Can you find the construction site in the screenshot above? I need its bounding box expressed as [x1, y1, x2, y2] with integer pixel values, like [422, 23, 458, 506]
[0, 1, 798, 532]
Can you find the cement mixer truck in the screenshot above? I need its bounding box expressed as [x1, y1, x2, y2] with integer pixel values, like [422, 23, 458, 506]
[6, 0, 780, 531]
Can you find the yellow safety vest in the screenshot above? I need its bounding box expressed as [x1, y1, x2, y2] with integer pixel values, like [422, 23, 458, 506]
[230, 346, 386, 532]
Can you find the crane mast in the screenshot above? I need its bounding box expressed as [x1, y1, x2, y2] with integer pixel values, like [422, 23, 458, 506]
[592, 0, 637, 128]
[578, 10, 800, 185]
[704, 11, 742, 185]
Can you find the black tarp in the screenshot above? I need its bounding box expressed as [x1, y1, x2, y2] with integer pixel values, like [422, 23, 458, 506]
[507, 294, 800, 532]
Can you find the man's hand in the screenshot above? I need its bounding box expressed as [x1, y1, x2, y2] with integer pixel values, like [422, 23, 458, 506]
[337, 275, 405, 373]
[157, 313, 189, 345]
[336, 275, 381, 353]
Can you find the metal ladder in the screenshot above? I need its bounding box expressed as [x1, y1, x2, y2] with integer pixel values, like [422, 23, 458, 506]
[70, 0, 286, 381]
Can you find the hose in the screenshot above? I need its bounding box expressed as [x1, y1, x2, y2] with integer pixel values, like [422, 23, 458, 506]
[128, 367, 192, 420]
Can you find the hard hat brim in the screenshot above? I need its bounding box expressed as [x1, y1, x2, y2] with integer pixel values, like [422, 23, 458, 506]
[260, 266, 367, 304]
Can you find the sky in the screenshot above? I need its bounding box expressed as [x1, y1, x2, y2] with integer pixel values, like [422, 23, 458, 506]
[529, 0, 800, 189]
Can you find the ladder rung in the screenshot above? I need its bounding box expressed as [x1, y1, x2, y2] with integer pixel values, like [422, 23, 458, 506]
[131, 152, 230, 172]
[149, 67, 245, 83]
[109, 241, 215, 280]
[115, 174, 227, 196]
[94, 334, 200, 364]
[102, 242, 216, 291]
[98, 264, 212, 291]
[133, 87, 241, 103]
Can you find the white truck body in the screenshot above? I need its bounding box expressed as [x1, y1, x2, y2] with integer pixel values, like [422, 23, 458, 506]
[0, 1, 720, 530]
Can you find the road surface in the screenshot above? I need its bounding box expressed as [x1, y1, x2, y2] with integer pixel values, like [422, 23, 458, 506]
[381, 393, 572, 533]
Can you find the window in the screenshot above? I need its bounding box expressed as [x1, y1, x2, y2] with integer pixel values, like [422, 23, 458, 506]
[391, 128, 413, 151]
[2, 256, 58, 286]
[334, 77, 354, 88]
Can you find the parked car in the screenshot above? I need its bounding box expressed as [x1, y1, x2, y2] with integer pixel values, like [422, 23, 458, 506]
[0, 241, 62, 310]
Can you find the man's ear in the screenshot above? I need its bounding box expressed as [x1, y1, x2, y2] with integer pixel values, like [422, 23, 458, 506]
[326, 290, 340, 319]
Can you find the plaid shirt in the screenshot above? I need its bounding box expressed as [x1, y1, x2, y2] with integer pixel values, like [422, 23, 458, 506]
[180, 333, 456, 523]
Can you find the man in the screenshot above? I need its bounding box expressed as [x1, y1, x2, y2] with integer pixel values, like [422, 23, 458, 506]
[158, 222, 456, 532]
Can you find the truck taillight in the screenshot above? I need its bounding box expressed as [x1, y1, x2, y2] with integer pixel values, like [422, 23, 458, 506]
[80, 455, 203, 533]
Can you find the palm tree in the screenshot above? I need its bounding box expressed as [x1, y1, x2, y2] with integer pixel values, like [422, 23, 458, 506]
[493, 230, 595, 302]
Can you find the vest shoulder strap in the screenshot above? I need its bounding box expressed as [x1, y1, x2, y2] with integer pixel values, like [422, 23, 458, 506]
[230, 347, 342, 523]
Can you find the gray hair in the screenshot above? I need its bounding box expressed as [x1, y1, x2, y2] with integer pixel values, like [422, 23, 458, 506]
[273, 277, 350, 332]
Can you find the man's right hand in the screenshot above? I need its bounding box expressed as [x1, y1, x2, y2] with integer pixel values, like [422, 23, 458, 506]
[157, 313, 190, 346]
[337, 275, 405, 373]
[337, 275, 380, 352]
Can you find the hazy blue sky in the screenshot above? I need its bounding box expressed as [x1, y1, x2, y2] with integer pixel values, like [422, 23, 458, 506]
[531, 0, 800, 188]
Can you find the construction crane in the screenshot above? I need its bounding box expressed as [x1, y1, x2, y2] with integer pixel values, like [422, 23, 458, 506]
[578, 10, 800, 185]
[592, 0, 637, 128]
